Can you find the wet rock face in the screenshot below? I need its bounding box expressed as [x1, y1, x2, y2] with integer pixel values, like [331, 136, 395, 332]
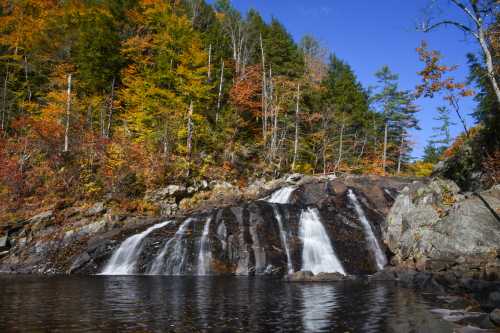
[385, 180, 500, 280]
[88, 175, 407, 276]
[0, 175, 410, 275]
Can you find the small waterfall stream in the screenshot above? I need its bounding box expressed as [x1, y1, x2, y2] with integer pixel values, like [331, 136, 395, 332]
[299, 208, 345, 275]
[272, 205, 294, 274]
[148, 218, 194, 275]
[100, 221, 172, 275]
[267, 186, 295, 204]
[197, 217, 212, 276]
[267, 186, 295, 273]
[347, 189, 387, 270]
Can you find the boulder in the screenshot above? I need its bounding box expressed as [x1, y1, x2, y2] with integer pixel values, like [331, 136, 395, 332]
[284, 271, 314, 282]
[490, 309, 500, 326]
[285, 173, 304, 183]
[29, 210, 55, 236]
[145, 185, 188, 202]
[314, 272, 347, 281]
[369, 268, 397, 281]
[385, 179, 500, 279]
[68, 252, 92, 274]
[85, 202, 106, 217]
[0, 234, 8, 250]
[28, 210, 54, 226]
[284, 271, 348, 282]
[489, 292, 500, 309]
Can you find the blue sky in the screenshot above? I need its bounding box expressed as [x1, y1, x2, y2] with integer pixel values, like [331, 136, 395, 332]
[209, 0, 480, 159]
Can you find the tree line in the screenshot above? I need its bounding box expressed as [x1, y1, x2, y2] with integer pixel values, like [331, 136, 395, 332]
[1, 0, 493, 215]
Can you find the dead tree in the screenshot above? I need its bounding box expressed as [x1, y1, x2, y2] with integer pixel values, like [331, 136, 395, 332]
[64, 74, 72, 153]
[421, 0, 500, 105]
[292, 83, 301, 171]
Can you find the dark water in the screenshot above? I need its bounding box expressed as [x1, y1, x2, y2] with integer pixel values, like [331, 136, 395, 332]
[0, 276, 456, 333]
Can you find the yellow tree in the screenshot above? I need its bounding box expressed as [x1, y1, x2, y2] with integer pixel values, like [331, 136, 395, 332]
[119, 0, 212, 168]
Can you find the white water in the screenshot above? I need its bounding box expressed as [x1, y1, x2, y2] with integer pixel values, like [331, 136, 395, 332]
[100, 221, 172, 275]
[347, 189, 387, 270]
[148, 218, 194, 275]
[267, 186, 295, 204]
[299, 208, 345, 275]
[197, 217, 212, 276]
[272, 205, 294, 274]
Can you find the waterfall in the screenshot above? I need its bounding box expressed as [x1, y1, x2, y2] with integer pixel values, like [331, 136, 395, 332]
[272, 205, 294, 274]
[148, 218, 194, 275]
[249, 223, 266, 274]
[267, 186, 295, 204]
[100, 221, 172, 275]
[299, 208, 345, 275]
[197, 217, 212, 276]
[347, 189, 387, 270]
[266, 186, 294, 273]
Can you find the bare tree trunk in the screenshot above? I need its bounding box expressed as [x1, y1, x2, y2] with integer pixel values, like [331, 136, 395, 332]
[382, 121, 388, 175]
[163, 122, 169, 160]
[334, 114, 345, 172]
[268, 66, 275, 161]
[449, 94, 470, 137]
[100, 107, 104, 137]
[106, 77, 116, 138]
[208, 44, 212, 81]
[24, 55, 31, 104]
[356, 133, 367, 167]
[87, 105, 93, 131]
[397, 133, 405, 175]
[216, 60, 224, 124]
[292, 83, 300, 171]
[478, 28, 500, 105]
[322, 116, 328, 175]
[260, 34, 268, 141]
[187, 101, 194, 160]
[64, 74, 72, 153]
[1, 71, 7, 132]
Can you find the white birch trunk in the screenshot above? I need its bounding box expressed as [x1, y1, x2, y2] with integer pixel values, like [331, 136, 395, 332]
[382, 122, 388, 175]
[292, 83, 300, 171]
[216, 60, 224, 123]
[187, 101, 194, 159]
[335, 115, 345, 172]
[397, 133, 405, 175]
[64, 74, 72, 153]
[106, 77, 115, 138]
[208, 44, 212, 81]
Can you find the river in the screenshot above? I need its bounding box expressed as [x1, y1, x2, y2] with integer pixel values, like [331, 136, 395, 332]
[0, 276, 457, 332]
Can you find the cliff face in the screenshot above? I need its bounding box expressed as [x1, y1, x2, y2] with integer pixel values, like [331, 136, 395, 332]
[0, 175, 411, 275]
[1, 174, 499, 283]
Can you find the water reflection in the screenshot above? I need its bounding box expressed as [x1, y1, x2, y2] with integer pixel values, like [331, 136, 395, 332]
[0, 276, 456, 333]
[301, 284, 337, 332]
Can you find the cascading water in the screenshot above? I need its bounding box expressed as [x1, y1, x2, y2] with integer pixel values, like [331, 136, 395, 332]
[197, 217, 212, 276]
[347, 189, 387, 270]
[272, 205, 294, 274]
[148, 218, 194, 275]
[100, 221, 172, 275]
[267, 186, 295, 204]
[299, 208, 345, 275]
[267, 186, 295, 273]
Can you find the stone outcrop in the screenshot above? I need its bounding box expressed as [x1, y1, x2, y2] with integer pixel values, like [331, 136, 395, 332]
[0, 175, 410, 275]
[385, 179, 500, 280]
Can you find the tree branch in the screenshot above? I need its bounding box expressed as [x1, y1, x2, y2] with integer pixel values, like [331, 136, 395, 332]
[422, 20, 479, 39]
[450, 0, 481, 25]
